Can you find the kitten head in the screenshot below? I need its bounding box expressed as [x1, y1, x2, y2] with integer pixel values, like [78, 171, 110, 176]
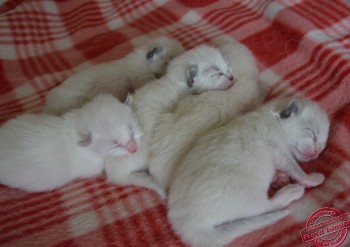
[218, 42, 259, 81]
[166, 44, 235, 92]
[272, 98, 330, 162]
[75, 94, 142, 158]
[143, 36, 185, 78]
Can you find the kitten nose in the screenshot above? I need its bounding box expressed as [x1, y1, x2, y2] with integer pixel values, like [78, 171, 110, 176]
[228, 75, 234, 81]
[312, 150, 319, 157]
[125, 140, 137, 154]
[308, 149, 320, 159]
[315, 147, 323, 156]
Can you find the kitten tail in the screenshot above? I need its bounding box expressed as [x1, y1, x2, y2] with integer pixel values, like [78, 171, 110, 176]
[179, 210, 289, 247]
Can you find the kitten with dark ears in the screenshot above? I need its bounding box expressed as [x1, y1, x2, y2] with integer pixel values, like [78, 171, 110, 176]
[44, 36, 184, 115]
[0, 94, 141, 192]
[168, 97, 330, 247]
[132, 44, 234, 144]
[149, 41, 264, 189]
[105, 44, 234, 198]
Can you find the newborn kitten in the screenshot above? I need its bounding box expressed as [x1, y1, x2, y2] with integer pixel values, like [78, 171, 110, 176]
[168, 97, 330, 247]
[133, 44, 234, 144]
[0, 94, 141, 192]
[105, 44, 234, 198]
[149, 41, 264, 189]
[44, 36, 184, 115]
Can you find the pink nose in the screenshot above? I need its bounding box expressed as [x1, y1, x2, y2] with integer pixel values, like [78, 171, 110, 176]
[314, 147, 323, 156]
[310, 153, 318, 159]
[306, 149, 321, 159]
[125, 140, 137, 154]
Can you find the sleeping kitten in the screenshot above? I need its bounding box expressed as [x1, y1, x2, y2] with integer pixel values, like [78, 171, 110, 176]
[132, 44, 235, 144]
[168, 97, 330, 247]
[44, 36, 184, 115]
[0, 94, 141, 192]
[105, 44, 234, 198]
[149, 41, 264, 189]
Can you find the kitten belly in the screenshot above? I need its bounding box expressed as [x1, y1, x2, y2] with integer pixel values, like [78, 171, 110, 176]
[271, 171, 291, 190]
[270, 156, 291, 192]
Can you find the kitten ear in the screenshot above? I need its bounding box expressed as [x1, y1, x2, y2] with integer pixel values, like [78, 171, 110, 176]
[280, 100, 301, 119]
[186, 65, 198, 87]
[146, 46, 164, 60]
[78, 133, 92, 147]
[124, 93, 133, 107]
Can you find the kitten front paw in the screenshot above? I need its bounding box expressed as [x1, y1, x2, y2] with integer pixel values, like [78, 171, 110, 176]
[302, 173, 325, 187]
[150, 183, 166, 199]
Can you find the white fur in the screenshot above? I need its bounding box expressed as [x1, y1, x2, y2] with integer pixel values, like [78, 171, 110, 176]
[168, 97, 330, 247]
[44, 36, 184, 115]
[0, 94, 140, 192]
[149, 41, 265, 189]
[133, 44, 235, 144]
[105, 44, 234, 198]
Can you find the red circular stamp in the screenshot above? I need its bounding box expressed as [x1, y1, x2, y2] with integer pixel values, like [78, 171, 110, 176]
[300, 207, 350, 247]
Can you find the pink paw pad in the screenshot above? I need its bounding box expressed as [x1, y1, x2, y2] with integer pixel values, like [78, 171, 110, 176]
[271, 171, 291, 190]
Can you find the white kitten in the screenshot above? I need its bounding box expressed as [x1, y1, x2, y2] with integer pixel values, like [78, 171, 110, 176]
[0, 94, 140, 192]
[168, 97, 330, 247]
[149, 41, 265, 189]
[105, 44, 234, 198]
[44, 36, 184, 115]
[133, 44, 235, 144]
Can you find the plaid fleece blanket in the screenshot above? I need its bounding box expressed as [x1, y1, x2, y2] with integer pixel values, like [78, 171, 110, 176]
[0, 0, 350, 246]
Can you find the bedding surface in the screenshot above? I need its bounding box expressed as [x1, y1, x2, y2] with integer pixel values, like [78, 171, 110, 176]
[0, 0, 350, 246]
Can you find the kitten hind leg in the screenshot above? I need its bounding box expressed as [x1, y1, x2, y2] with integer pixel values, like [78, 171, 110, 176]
[105, 154, 165, 199]
[269, 184, 305, 209]
[109, 170, 165, 199]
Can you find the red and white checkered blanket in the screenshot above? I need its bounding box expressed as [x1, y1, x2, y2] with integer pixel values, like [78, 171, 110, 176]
[0, 0, 349, 246]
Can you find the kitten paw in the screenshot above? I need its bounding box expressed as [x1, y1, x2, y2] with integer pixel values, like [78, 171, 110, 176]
[152, 185, 166, 199]
[302, 173, 325, 187]
[282, 184, 305, 201]
[272, 184, 305, 207]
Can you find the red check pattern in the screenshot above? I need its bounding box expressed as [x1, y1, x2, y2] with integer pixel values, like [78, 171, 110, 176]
[0, 0, 349, 246]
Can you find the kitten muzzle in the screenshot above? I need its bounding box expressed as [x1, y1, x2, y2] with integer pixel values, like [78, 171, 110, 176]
[222, 77, 235, 90]
[300, 148, 323, 161]
[125, 140, 137, 154]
